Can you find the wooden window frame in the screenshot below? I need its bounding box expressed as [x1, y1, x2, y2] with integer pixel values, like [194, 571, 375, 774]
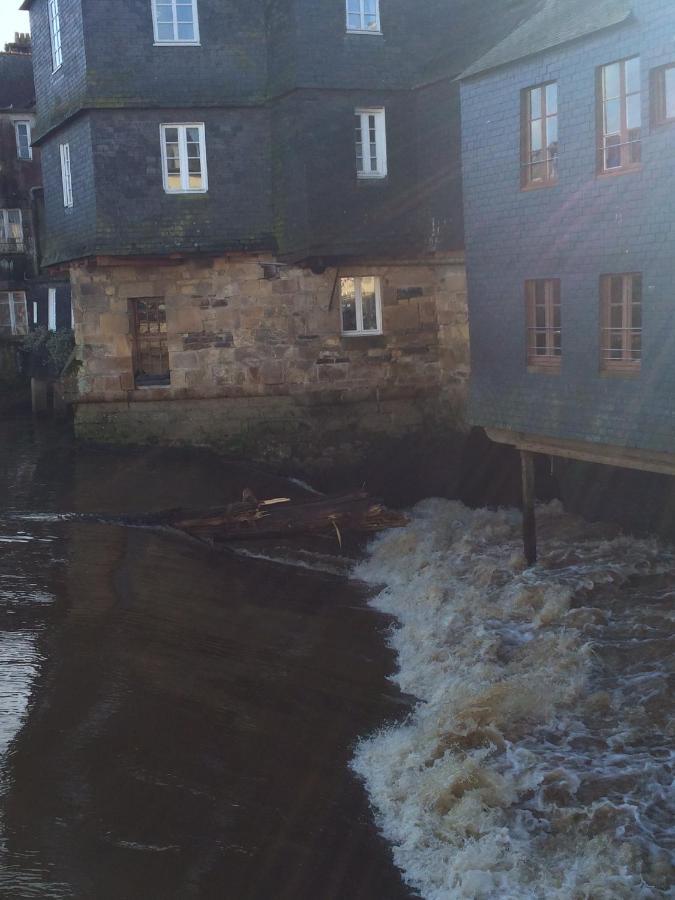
[597, 56, 641, 175]
[0, 209, 24, 252]
[346, 0, 381, 34]
[651, 63, 675, 126]
[0, 291, 29, 336]
[60, 143, 73, 208]
[521, 82, 559, 189]
[130, 298, 171, 387]
[14, 121, 32, 160]
[160, 123, 208, 194]
[48, 0, 62, 72]
[355, 108, 387, 179]
[340, 276, 383, 336]
[600, 273, 642, 375]
[151, 0, 200, 46]
[525, 279, 561, 371]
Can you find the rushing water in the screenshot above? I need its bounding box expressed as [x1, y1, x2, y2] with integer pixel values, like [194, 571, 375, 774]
[352, 499, 675, 899]
[0, 417, 413, 899]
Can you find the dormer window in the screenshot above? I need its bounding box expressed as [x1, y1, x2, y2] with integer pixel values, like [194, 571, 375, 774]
[152, 0, 200, 45]
[346, 0, 381, 34]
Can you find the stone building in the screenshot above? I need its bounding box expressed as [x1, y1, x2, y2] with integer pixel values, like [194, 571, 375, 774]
[0, 33, 70, 341]
[460, 0, 675, 531]
[21, 0, 536, 468]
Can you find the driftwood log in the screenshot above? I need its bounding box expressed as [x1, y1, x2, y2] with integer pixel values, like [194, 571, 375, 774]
[169, 489, 408, 542]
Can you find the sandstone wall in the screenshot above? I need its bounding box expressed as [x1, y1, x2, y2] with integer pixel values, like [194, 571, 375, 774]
[70, 254, 469, 466]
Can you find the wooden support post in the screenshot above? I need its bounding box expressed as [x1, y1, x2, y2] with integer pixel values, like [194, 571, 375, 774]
[520, 450, 537, 566]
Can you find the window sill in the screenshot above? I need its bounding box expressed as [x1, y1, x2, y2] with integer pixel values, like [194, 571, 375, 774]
[600, 364, 641, 377]
[153, 41, 201, 47]
[521, 179, 559, 192]
[597, 164, 642, 178]
[357, 174, 387, 183]
[346, 29, 383, 36]
[527, 363, 561, 374]
[163, 189, 208, 195]
[342, 331, 383, 338]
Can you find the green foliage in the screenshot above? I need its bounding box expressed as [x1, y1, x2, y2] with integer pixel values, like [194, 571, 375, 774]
[21, 327, 77, 375]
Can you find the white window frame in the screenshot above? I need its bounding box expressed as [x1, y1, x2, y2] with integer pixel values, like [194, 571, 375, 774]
[48, 288, 57, 332]
[355, 108, 387, 179]
[151, 0, 200, 45]
[48, 0, 63, 72]
[60, 143, 73, 208]
[14, 121, 32, 160]
[0, 292, 29, 336]
[346, 0, 381, 34]
[160, 123, 208, 194]
[33, 301, 39, 325]
[340, 276, 383, 336]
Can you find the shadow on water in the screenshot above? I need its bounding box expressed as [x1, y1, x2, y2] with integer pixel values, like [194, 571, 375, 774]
[0, 417, 416, 899]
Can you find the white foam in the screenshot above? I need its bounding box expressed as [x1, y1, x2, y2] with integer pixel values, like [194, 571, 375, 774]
[352, 499, 675, 899]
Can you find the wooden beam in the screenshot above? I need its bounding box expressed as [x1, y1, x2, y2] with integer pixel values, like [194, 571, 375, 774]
[486, 428, 675, 478]
[520, 450, 537, 567]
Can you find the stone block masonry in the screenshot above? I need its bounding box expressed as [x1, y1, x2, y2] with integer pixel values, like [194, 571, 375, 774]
[69, 254, 469, 468]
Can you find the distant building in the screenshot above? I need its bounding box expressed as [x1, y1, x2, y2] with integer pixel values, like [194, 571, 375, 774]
[0, 32, 70, 340]
[460, 0, 675, 496]
[21, 0, 534, 464]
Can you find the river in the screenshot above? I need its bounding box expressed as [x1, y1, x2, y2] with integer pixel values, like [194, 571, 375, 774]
[0, 416, 414, 899]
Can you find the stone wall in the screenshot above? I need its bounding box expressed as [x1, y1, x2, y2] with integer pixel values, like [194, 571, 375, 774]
[70, 253, 469, 468]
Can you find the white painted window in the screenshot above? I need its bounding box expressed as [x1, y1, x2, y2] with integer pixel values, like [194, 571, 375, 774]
[48, 288, 57, 331]
[15, 121, 32, 160]
[0, 209, 23, 251]
[160, 123, 208, 193]
[346, 0, 380, 33]
[48, 0, 63, 71]
[152, 0, 200, 44]
[340, 276, 382, 335]
[33, 301, 38, 325]
[0, 292, 29, 336]
[60, 143, 73, 208]
[355, 108, 387, 178]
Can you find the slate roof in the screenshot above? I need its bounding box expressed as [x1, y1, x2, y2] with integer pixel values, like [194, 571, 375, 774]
[0, 51, 35, 111]
[459, 0, 633, 80]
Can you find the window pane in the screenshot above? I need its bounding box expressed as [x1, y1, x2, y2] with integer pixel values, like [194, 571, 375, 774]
[12, 294, 28, 334]
[604, 98, 621, 135]
[605, 134, 621, 169]
[176, 22, 194, 40]
[545, 83, 557, 115]
[530, 87, 542, 119]
[164, 127, 179, 143]
[157, 22, 174, 40]
[610, 303, 623, 328]
[535, 305, 546, 328]
[348, 13, 361, 29]
[361, 278, 378, 330]
[340, 279, 357, 332]
[628, 128, 641, 164]
[156, 3, 173, 23]
[188, 174, 203, 189]
[610, 276, 623, 304]
[665, 67, 675, 119]
[603, 62, 620, 100]
[631, 274, 642, 303]
[535, 332, 547, 354]
[547, 116, 558, 150]
[530, 119, 543, 153]
[631, 332, 641, 358]
[0, 295, 11, 330]
[167, 174, 181, 190]
[188, 157, 201, 174]
[626, 93, 641, 130]
[625, 57, 640, 95]
[176, 3, 194, 23]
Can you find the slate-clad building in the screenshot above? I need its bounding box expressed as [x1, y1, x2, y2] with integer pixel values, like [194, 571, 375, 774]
[22, 0, 536, 464]
[0, 34, 70, 340]
[461, 0, 675, 488]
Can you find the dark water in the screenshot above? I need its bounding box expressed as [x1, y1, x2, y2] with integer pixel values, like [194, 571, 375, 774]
[0, 417, 413, 899]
